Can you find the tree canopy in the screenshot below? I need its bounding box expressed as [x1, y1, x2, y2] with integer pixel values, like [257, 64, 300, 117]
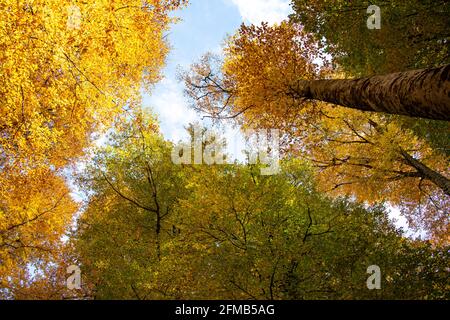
[1, 0, 448, 300]
[182, 22, 449, 242]
[0, 0, 186, 296]
[73, 113, 449, 299]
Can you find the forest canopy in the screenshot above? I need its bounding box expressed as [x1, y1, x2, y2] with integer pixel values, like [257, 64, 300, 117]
[0, 0, 448, 300]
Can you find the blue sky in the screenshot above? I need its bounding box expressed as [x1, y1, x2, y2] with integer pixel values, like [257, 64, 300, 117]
[143, 0, 292, 143]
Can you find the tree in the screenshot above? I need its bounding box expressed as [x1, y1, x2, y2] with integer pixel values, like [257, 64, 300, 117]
[74, 112, 191, 299]
[290, 0, 450, 157]
[290, 64, 450, 121]
[0, 168, 77, 298]
[287, 1, 450, 241]
[290, 0, 450, 75]
[174, 160, 448, 300]
[0, 0, 186, 294]
[183, 23, 449, 122]
[182, 22, 449, 242]
[1, 0, 186, 172]
[73, 115, 449, 299]
[300, 108, 449, 243]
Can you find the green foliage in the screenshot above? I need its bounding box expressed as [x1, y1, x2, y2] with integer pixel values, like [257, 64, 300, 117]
[290, 0, 450, 75]
[74, 116, 449, 300]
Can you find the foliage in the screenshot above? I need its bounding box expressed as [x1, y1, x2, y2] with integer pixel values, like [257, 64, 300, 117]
[0, 0, 186, 296]
[0, 169, 77, 297]
[290, 0, 450, 75]
[2, 0, 448, 300]
[182, 22, 449, 242]
[74, 116, 449, 299]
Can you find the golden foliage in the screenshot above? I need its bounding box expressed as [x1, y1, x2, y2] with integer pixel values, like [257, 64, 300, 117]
[0, 0, 186, 295]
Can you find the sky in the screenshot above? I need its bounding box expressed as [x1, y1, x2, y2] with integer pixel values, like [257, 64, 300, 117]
[143, 0, 292, 145]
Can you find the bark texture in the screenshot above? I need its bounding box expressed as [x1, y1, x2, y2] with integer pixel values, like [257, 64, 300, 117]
[297, 64, 450, 121]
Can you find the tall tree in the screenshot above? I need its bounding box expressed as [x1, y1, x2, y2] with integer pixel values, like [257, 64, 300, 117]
[182, 23, 449, 241]
[74, 112, 191, 299]
[290, 0, 450, 157]
[0, 0, 186, 294]
[1, 0, 186, 173]
[74, 129, 450, 299]
[289, 64, 450, 121]
[183, 23, 449, 122]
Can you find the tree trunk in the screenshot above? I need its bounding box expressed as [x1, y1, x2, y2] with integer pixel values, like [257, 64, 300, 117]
[400, 150, 450, 196]
[296, 64, 450, 121]
[155, 213, 161, 262]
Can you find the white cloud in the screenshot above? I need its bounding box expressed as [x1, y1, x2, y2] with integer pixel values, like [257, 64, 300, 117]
[228, 0, 292, 25]
[144, 78, 199, 142]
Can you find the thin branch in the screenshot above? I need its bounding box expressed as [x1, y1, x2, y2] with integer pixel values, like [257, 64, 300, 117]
[102, 172, 157, 213]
